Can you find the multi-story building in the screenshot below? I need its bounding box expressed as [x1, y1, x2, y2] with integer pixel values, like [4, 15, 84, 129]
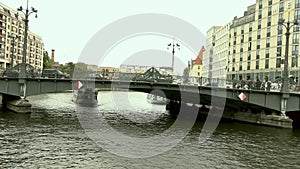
[203, 26, 220, 79]
[98, 66, 118, 79]
[0, 2, 44, 70]
[228, 0, 300, 82]
[189, 46, 205, 80]
[203, 22, 232, 80]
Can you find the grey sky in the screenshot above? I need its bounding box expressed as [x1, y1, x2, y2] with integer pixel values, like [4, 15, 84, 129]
[3, 0, 255, 66]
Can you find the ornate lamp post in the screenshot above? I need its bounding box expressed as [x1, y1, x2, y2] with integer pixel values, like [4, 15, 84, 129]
[278, 18, 298, 93]
[17, 0, 38, 78]
[8, 34, 20, 68]
[167, 38, 180, 72]
[278, 11, 298, 118]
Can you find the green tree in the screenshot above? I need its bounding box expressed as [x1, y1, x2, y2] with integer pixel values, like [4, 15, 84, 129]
[60, 62, 75, 76]
[43, 51, 54, 69]
[74, 62, 88, 71]
[183, 67, 190, 83]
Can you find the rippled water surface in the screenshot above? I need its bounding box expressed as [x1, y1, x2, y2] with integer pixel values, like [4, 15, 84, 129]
[0, 92, 300, 169]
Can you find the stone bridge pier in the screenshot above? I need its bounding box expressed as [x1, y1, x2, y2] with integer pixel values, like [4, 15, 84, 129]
[0, 93, 32, 113]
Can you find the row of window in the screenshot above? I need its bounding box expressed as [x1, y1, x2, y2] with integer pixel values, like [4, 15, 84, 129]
[231, 57, 298, 71]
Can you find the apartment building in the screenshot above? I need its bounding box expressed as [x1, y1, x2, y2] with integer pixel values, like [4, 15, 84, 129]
[189, 46, 205, 79]
[0, 2, 44, 70]
[202, 22, 232, 80]
[228, 0, 300, 82]
[203, 26, 219, 79]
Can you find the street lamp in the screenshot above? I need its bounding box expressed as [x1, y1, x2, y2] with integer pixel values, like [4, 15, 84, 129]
[8, 34, 20, 68]
[278, 18, 298, 93]
[17, 0, 38, 78]
[167, 38, 180, 72]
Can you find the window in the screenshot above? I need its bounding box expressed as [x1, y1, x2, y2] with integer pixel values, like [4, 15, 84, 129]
[265, 59, 269, 68]
[248, 42, 252, 50]
[259, 0, 262, 9]
[249, 23, 252, 31]
[292, 57, 298, 67]
[266, 37, 270, 48]
[258, 20, 261, 29]
[268, 6, 272, 16]
[277, 36, 282, 45]
[256, 50, 260, 59]
[248, 51, 251, 60]
[293, 33, 299, 44]
[241, 25, 244, 34]
[294, 25, 300, 32]
[295, 9, 300, 20]
[280, 1, 284, 12]
[276, 58, 282, 68]
[241, 35, 244, 43]
[247, 61, 251, 70]
[296, 0, 300, 8]
[267, 27, 271, 37]
[267, 17, 272, 27]
[240, 45, 243, 52]
[266, 49, 270, 58]
[278, 25, 283, 34]
[239, 62, 242, 71]
[257, 40, 260, 49]
[240, 53, 243, 61]
[257, 30, 261, 39]
[248, 32, 252, 41]
[268, 0, 272, 5]
[258, 9, 262, 19]
[256, 60, 260, 69]
[277, 47, 282, 56]
[292, 45, 299, 55]
[279, 12, 284, 22]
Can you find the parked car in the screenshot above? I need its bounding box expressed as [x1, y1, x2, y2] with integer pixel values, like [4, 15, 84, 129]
[86, 73, 104, 79]
[42, 69, 69, 78]
[2, 69, 19, 77]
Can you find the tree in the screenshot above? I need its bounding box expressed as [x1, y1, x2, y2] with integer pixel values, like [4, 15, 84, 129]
[60, 62, 75, 76]
[74, 62, 88, 71]
[43, 51, 54, 69]
[183, 67, 190, 83]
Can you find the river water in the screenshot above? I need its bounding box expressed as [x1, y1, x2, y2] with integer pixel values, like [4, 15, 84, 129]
[0, 91, 300, 169]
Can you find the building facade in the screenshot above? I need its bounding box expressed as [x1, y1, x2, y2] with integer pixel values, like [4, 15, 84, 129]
[189, 46, 205, 82]
[203, 26, 221, 79]
[228, 0, 300, 82]
[0, 2, 44, 70]
[203, 25, 230, 80]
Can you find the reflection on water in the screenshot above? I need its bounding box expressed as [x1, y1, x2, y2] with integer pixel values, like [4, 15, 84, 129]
[0, 92, 300, 168]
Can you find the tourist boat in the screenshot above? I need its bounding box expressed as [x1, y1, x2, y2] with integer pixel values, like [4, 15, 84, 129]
[72, 88, 98, 107]
[147, 94, 169, 105]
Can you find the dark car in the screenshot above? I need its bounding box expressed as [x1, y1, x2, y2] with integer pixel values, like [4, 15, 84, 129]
[2, 69, 19, 77]
[86, 73, 104, 79]
[42, 69, 69, 78]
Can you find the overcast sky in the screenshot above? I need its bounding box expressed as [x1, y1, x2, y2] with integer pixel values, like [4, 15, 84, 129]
[3, 0, 255, 74]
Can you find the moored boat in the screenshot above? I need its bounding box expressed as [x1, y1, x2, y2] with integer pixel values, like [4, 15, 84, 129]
[147, 94, 169, 105]
[72, 88, 98, 107]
